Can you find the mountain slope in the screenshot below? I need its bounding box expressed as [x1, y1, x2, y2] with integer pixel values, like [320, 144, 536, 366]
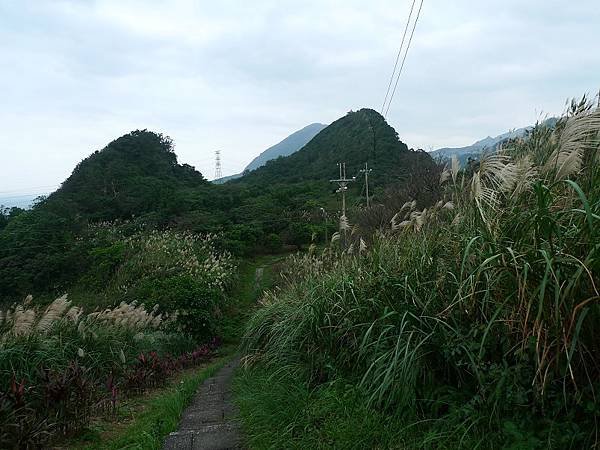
[47, 130, 210, 220]
[245, 123, 327, 172]
[0, 130, 219, 301]
[213, 123, 327, 183]
[236, 109, 433, 186]
[431, 118, 558, 162]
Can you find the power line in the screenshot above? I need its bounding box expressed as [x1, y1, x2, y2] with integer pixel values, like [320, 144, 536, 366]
[381, 0, 417, 114]
[384, 0, 425, 118]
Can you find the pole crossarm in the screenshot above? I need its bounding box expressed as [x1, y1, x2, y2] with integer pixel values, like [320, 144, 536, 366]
[330, 162, 355, 218]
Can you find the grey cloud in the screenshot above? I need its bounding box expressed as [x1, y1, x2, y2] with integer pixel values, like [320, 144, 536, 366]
[0, 0, 598, 190]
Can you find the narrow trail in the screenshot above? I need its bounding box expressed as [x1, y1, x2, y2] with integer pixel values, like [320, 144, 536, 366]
[163, 258, 281, 449]
[163, 357, 243, 450]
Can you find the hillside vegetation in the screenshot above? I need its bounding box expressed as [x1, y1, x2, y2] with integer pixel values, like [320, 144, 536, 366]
[0, 110, 432, 303]
[236, 108, 432, 186]
[238, 98, 600, 448]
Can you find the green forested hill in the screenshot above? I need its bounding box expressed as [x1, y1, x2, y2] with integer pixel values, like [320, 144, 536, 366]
[0, 111, 435, 302]
[48, 130, 210, 221]
[236, 108, 432, 186]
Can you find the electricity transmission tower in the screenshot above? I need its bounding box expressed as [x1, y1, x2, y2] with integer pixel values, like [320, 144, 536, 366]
[359, 162, 373, 208]
[330, 162, 355, 217]
[214, 150, 222, 179]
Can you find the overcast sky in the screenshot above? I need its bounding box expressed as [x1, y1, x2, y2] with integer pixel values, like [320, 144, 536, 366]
[1, 0, 599, 194]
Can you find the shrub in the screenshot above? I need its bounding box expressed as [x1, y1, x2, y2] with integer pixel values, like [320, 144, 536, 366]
[73, 227, 236, 335]
[134, 275, 223, 339]
[264, 233, 283, 253]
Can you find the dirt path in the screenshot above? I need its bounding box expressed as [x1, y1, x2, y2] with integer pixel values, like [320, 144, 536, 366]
[163, 357, 243, 450]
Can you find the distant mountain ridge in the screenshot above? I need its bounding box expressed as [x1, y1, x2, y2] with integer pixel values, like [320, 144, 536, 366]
[0, 194, 41, 209]
[245, 123, 327, 171]
[213, 122, 327, 183]
[430, 118, 558, 162]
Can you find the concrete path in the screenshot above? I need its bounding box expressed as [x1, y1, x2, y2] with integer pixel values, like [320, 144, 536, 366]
[163, 358, 243, 450]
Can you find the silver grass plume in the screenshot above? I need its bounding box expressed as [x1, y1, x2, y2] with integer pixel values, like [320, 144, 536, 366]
[439, 165, 451, 185]
[545, 108, 600, 180]
[339, 215, 350, 232]
[359, 238, 367, 253]
[451, 155, 460, 183]
[509, 155, 538, 197]
[392, 200, 417, 229]
[37, 294, 70, 333]
[451, 213, 462, 226]
[471, 171, 499, 209]
[477, 153, 512, 192]
[66, 306, 83, 323]
[12, 306, 36, 337]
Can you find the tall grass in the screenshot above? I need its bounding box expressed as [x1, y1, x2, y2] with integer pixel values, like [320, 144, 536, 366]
[241, 98, 600, 447]
[0, 295, 218, 447]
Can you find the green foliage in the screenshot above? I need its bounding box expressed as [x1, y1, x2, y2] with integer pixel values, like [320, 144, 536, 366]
[0, 295, 224, 447]
[264, 233, 283, 253]
[0, 207, 24, 230]
[134, 276, 221, 340]
[241, 101, 600, 447]
[71, 356, 230, 450]
[75, 227, 236, 337]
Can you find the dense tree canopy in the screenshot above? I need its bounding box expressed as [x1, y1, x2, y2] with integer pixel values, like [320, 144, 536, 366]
[0, 112, 435, 302]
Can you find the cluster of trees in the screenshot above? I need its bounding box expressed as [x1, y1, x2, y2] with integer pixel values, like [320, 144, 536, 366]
[0, 110, 435, 303]
[0, 206, 24, 230]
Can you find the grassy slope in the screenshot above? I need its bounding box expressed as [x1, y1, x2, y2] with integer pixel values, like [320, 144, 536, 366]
[235, 369, 395, 450]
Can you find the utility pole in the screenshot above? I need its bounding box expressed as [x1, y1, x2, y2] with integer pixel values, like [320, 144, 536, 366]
[329, 163, 355, 217]
[359, 162, 373, 208]
[214, 150, 222, 179]
[330, 163, 355, 248]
